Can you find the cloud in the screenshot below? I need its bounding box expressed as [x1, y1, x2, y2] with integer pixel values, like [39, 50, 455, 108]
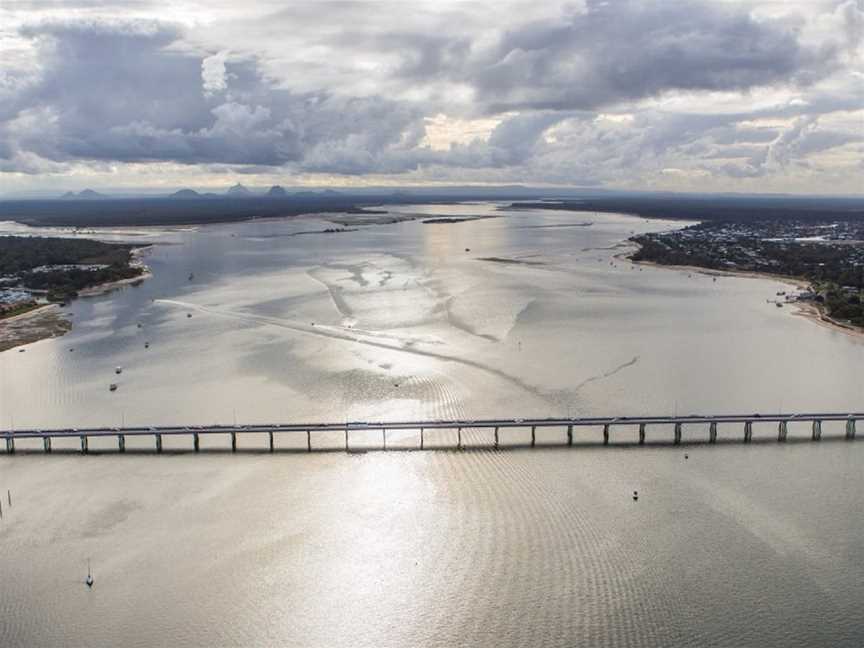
[0, 1, 861, 194]
[201, 50, 229, 97]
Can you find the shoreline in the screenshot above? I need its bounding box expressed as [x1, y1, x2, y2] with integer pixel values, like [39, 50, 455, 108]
[78, 244, 153, 297]
[618, 243, 864, 340]
[0, 303, 72, 352]
[0, 244, 153, 351]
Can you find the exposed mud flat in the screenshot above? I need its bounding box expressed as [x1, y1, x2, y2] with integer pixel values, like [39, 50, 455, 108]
[0, 304, 72, 351]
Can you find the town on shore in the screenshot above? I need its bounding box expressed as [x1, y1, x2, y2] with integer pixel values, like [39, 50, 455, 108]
[0, 235, 146, 320]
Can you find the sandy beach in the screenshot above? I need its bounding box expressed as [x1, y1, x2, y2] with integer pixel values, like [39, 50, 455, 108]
[0, 304, 72, 352]
[0, 245, 152, 351]
[619, 244, 864, 340]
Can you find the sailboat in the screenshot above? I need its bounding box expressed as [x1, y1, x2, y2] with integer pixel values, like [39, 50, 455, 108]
[86, 559, 94, 588]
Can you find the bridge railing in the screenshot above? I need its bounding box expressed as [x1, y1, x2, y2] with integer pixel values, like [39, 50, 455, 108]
[1, 412, 861, 454]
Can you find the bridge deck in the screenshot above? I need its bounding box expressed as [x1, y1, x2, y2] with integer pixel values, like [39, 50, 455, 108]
[1, 412, 861, 453]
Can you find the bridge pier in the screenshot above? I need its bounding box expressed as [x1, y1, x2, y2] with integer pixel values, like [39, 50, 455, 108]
[383, 428, 387, 451]
[846, 419, 856, 440]
[709, 421, 717, 444]
[344, 427, 349, 452]
[812, 420, 822, 441]
[420, 427, 424, 450]
[307, 430, 311, 452]
[6, 436, 14, 454]
[531, 425, 536, 447]
[457, 427, 462, 450]
[269, 431, 274, 452]
[778, 421, 787, 442]
[744, 421, 752, 443]
[155, 433, 162, 453]
[603, 424, 610, 445]
[231, 431, 237, 452]
[673, 422, 682, 445]
[193, 432, 199, 452]
[118, 434, 125, 453]
[80, 435, 88, 454]
[44, 436, 52, 453]
[494, 426, 499, 449]
[567, 424, 573, 446]
[638, 423, 646, 445]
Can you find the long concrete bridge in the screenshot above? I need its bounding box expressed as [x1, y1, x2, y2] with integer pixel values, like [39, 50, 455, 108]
[1, 412, 861, 454]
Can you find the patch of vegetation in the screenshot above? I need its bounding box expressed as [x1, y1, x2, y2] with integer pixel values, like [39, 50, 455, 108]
[630, 221, 864, 328]
[0, 236, 144, 302]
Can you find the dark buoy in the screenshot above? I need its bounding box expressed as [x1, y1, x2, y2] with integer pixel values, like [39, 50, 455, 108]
[465, 247, 471, 252]
[684, 453, 689, 460]
[632, 490, 639, 501]
[187, 313, 192, 318]
[144, 341, 150, 349]
[85, 559, 94, 588]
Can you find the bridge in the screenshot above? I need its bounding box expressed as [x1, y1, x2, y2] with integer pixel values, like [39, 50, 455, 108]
[1, 412, 861, 454]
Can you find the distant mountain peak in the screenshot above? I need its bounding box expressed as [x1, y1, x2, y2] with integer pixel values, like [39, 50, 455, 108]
[61, 189, 107, 200]
[170, 188, 202, 199]
[226, 183, 252, 196]
[266, 185, 287, 197]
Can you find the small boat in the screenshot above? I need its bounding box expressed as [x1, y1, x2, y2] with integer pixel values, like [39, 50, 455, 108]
[115, 366, 122, 375]
[188, 272, 195, 281]
[144, 342, 150, 349]
[85, 559, 94, 588]
[109, 383, 118, 392]
[187, 313, 192, 318]
[776, 302, 783, 308]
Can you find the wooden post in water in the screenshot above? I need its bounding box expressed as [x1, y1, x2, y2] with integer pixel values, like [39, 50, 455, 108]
[269, 431, 274, 452]
[673, 422, 682, 445]
[603, 424, 610, 445]
[531, 425, 536, 447]
[80, 434, 88, 454]
[846, 418, 856, 440]
[44, 436, 52, 453]
[419, 427, 424, 450]
[344, 426, 349, 452]
[744, 421, 753, 443]
[812, 420, 822, 441]
[231, 431, 237, 452]
[638, 423, 646, 445]
[494, 426, 499, 449]
[778, 421, 788, 442]
[6, 436, 14, 454]
[155, 433, 162, 453]
[307, 430, 311, 452]
[708, 421, 717, 444]
[567, 424, 573, 446]
[457, 427, 462, 450]
[382, 428, 387, 451]
[193, 432, 199, 452]
[118, 434, 125, 453]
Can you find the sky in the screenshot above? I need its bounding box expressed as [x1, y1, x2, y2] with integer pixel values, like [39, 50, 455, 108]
[0, 0, 862, 195]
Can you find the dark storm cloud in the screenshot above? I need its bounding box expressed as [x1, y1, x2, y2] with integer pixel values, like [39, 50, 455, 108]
[1, 19, 427, 170]
[382, 0, 840, 112]
[0, 0, 860, 187]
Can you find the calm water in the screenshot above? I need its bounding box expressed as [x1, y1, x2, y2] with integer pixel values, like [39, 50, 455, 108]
[1, 203, 863, 646]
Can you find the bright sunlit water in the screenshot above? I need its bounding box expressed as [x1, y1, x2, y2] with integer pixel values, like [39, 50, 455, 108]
[1, 203, 863, 646]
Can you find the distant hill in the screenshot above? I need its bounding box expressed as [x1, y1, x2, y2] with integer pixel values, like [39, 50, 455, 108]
[226, 183, 252, 197]
[169, 189, 203, 199]
[61, 189, 107, 200]
[266, 185, 287, 197]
